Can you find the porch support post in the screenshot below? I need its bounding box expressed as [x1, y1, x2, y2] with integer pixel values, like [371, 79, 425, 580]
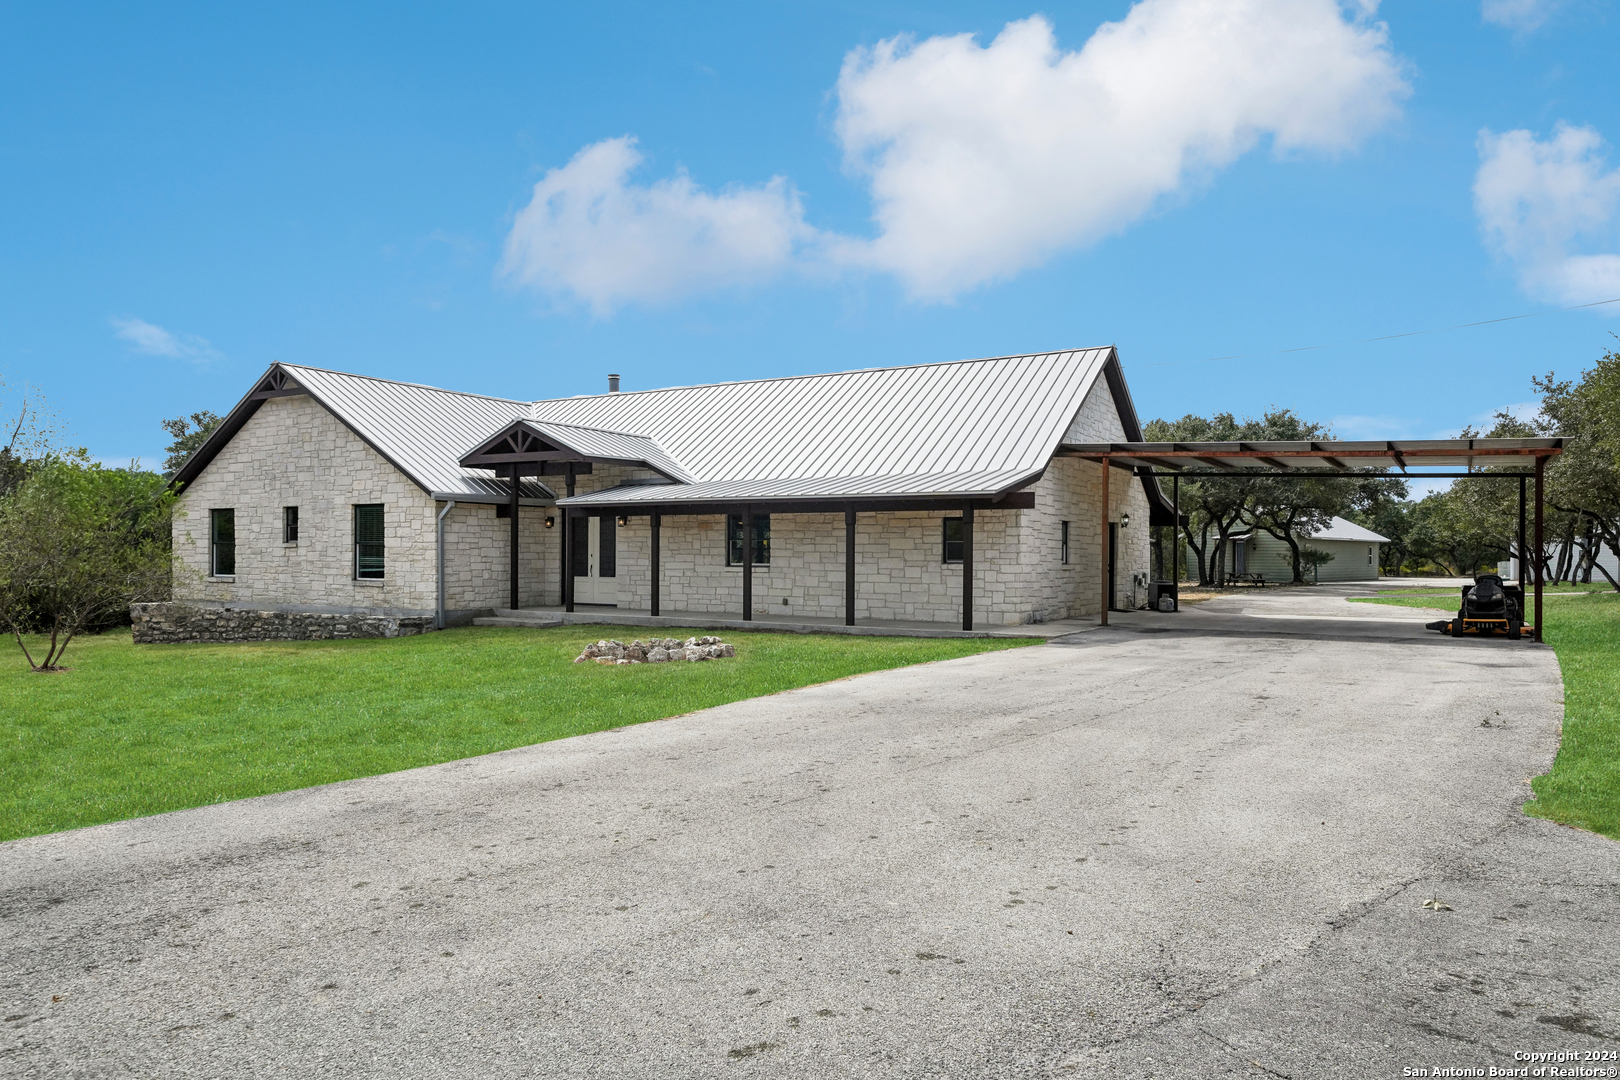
[1518, 475, 1527, 583]
[650, 512, 661, 618]
[1534, 455, 1545, 642]
[508, 465, 520, 610]
[564, 468, 577, 614]
[742, 507, 753, 621]
[1100, 457, 1111, 626]
[845, 506, 856, 627]
[962, 503, 974, 632]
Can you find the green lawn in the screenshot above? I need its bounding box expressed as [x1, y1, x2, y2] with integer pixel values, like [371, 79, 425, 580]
[0, 627, 1034, 842]
[1355, 587, 1620, 840]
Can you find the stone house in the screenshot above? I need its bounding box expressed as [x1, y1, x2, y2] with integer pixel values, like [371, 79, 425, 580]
[165, 348, 1177, 636]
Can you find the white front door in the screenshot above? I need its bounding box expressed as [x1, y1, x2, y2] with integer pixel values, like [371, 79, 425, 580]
[572, 515, 619, 606]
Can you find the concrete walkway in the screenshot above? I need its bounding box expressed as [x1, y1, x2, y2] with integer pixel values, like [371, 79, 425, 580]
[3, 588, 1615, 1078]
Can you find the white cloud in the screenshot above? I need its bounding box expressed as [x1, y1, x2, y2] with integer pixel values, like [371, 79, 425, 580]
[500, 137, 817, 315]
[832, 1, 1408, 299]
[1482, 0, 1558, 31]
[111, 317, 218, 361]
[503, 1, 1407, 310]
[1475, 124, 1620, 305]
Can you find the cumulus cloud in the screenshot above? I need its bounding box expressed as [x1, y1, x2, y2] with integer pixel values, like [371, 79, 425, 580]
[1481, 0, 1558, 31]
[503, 0, 1408, 309]
[833, 1, 1408, 298]
[111, 317, 218, 360]
[500, 137, 817, 314]
[1475, 124, 1620, 305]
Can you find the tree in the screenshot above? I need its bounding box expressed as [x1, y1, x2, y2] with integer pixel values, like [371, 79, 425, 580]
[161, 411, 222, 479]
[1, 378, 84, 496]
[0, 460, 174, 671]
[1536, 348, 1620, 591]
[1298, 545, 1335, 582]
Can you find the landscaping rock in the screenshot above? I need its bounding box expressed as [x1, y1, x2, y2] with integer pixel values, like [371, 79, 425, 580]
[572, 636, 738, 666]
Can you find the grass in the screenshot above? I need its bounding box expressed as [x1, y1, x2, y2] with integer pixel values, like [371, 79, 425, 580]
[1354, 586, 1620, 840]
[0, 626, 1035, 843]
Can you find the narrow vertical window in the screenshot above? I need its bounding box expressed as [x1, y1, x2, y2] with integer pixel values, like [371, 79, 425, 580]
[598, 514, 617, 578]
[570, 516, 589, 578]
[210, 508, 235, 576]
[283, 506, 299, 544]
[726, 514, 770, 565]
[354, 503, 385, 579]
[1061, 520, 1070, 565]
[942, 517, 964, 564]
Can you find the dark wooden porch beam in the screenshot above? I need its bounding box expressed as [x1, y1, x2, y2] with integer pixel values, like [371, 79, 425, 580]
[845, 506, 856, 627]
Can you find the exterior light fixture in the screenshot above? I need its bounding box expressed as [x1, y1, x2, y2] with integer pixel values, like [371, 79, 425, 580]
[616, 514, 629, 527]
[1120, 512, 1131, 529]
[544, 515, 555, 529]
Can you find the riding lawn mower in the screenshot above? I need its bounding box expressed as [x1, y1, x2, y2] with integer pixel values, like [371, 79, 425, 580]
[1425, 573, 1528, 639]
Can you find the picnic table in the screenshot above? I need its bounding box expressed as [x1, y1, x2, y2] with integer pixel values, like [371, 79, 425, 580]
[1226, 572, 1266, 587]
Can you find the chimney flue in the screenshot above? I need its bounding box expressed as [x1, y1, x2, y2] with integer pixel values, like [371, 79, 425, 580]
[607, 374, 621, 393]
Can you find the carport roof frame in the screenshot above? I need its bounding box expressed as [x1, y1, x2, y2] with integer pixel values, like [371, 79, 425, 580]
[1059, 437, 1565, 476]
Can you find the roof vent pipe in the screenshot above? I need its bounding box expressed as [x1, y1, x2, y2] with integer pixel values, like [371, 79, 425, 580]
[607, 374, 621, 393]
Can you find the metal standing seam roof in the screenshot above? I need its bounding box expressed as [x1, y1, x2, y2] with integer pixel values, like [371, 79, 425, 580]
[535, 348, 1115, 502]
[562, 468, 1043, 507]
[1231, 516, 1390, 544]
[180, 349, 1167, 511]
[490, 419, 697, 483]
[275, 364, 557, 500]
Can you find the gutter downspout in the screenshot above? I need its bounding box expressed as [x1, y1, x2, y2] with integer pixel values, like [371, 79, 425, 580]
[436, 500, 455, 630]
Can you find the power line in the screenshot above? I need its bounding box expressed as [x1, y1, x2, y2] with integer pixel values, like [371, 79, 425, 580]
[1144, 295, 1620, 368]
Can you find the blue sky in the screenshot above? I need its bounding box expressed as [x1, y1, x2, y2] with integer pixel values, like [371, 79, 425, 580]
[3, 0, 1618, 475]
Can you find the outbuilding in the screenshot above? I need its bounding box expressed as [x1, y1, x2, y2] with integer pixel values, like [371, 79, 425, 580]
[1225, 515, 1390, 583]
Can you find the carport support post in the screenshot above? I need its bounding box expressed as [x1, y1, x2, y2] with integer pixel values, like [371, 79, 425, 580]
[1171, 474, 1179, 589]
[742, 507, 754, 621]
[1100, 457, 1110, 626]
[844, 506, 856, 627]
[650, 513, 661, 618]
[1534, 455, 1545, 642]
[509, 464, 520, 610]
[962, 504, 974, 632]
[1518, 475, 1527, 583]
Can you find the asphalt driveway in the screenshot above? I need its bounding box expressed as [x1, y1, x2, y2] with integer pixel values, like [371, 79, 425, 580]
[3, 588, 1616, 1078]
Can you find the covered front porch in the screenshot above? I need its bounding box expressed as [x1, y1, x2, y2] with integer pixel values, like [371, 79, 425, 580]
[469, 603, 1090, 639]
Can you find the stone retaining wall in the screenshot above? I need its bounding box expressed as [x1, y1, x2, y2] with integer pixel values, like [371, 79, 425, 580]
[130, 602, 432, 643]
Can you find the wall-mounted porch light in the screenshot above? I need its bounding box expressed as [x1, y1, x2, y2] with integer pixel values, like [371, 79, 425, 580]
[1120, 512, 1131, 529]
[617, 514, 629, 527]
[544, 515, 556, 529]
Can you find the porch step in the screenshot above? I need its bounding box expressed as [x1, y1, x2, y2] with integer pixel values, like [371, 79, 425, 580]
[472, 615, 564, 629]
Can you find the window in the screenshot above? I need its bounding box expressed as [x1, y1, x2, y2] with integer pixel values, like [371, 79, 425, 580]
[942, 517, 964, 564]
[283, 506, 299, 544]
[726, 514, 770, 566]
[354, 503, 385, 579]
[570, 516, 589, 577]
[1368, 545, 1375, 566]
[210, 508, 235, 576]
[1060, 520, 1070, 565]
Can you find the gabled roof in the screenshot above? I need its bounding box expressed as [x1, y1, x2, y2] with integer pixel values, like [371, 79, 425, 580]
[1232, 516, 1389, 544]
[458, 418, 695, 483]
[175, 348, 1175, 517]
[536, 348, 1114, 491]
[171, 364, 557, 501]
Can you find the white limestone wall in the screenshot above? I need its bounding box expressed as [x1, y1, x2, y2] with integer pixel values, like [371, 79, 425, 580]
[609, 510, 1021, 624]
[174, 394, 555, 616]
